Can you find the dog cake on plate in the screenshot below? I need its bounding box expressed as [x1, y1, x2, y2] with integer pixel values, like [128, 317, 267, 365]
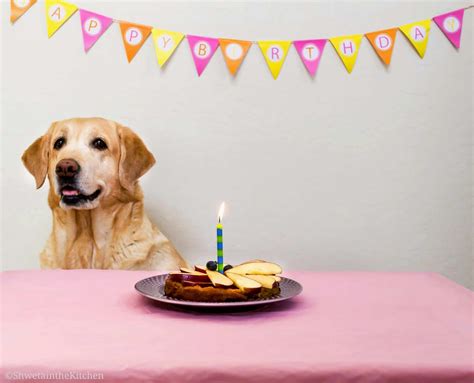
[164, 260, 282, 302]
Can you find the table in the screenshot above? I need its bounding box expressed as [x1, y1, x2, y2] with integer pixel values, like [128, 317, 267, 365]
[1, 270, 472, 382]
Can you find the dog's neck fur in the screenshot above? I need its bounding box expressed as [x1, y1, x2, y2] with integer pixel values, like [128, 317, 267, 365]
[43, 184, 156, 269]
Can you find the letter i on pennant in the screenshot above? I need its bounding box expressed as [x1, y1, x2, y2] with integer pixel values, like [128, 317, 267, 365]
[258, 41, 292, 79]
[79, 9, 113, 52]
[45, 0, 78, 38]
[365, 28, 397, 66]
[399, 20, 431, 58]
[187, 35, 220, 76]
[329, 34, 363, 73]
[293, 39, 327, 77]
[119, 21, 152, 63]
[219, 38, 252, 76]
[11, 0, 37, 23]
[433, 9, 464, 49]
[152, 29, 185, 67]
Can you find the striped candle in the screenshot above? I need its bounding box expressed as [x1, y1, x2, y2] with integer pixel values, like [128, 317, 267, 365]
[217, 202, 225, 273]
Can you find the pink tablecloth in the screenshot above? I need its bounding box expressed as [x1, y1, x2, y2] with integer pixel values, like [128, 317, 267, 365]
[1, 270, 472, 383]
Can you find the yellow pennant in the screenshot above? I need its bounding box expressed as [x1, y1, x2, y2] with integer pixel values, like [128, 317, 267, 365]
[329, 34, 363, 73]
[45, 0, 77, 38]
[258, 41, 291, 79]
[151, 29, 185, 67]
[399, 19, 431, 58]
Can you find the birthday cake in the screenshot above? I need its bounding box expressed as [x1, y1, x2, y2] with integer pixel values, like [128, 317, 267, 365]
[164, 260, 282, 302]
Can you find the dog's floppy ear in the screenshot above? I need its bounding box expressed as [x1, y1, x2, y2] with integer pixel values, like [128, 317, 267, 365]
[118, 125, 156, 191]
[21, 133, 51, 189]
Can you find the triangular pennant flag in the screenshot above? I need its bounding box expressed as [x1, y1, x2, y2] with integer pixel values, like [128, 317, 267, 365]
[433, 9, 464, 49]
[219, 38, 252, 76]
[10, 0, 36, 23]
[45, 0, 78, 38]
[119, 21, 152, 63]
[79, 9, 113, 52]
[399, 20, 431, 58]
[258, 41, 292, 79]
[151, 29, 184, 67]
[365, 28, 397, 66]
[329, 35, 363, 73]
[187, 35, 220, 76]
[293, 39, 326, 77]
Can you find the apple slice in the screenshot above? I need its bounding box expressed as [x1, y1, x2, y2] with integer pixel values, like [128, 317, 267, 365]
[245, 275, 277, 289]
[225, 272, 262, 294]
[194, 265, 207, 273]
[227, 262, 282, 276]
[168, 272, 211, 284]
[268, 275, 281, 282]
[241, 259, 266, 264]
[180, 267, 196, 274]
[206, 270, 234, 287]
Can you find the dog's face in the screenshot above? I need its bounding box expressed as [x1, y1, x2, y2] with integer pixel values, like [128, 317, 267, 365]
[22, 118, 155, 210]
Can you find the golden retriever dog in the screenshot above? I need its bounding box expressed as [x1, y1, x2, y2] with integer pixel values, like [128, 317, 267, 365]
[22, 117, 187, 270]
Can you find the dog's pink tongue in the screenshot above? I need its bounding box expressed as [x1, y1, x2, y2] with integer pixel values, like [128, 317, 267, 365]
[62, 189, 79, 196]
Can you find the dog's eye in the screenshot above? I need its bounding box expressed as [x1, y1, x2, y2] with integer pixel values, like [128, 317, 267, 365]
[92, 138, 108, 151]
[53, 137, 66, 150]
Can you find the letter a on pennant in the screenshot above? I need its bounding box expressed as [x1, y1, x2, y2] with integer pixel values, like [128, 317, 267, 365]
[11, 0, 37, 23]
[399, 20, 431, 58]
[433, 9, 464, 49]
[45, 0, 78, 38]
[329, 35, 363, 73]
[152, 29, 184, 67]
[187, 35, 220, 76]
[258, 41, 291, 79]
[79, 9, 113, 52]
[219, 38, 252, 76]
[119, 21, 152, 63]
[293, 39, 326, 77]
[365, 28, 397, 66]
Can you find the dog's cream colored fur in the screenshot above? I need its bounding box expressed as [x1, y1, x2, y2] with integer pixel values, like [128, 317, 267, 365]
[22, 117, 187, 270]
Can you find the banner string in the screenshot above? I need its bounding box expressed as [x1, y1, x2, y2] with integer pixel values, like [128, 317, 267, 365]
[108, 5, 474, 44]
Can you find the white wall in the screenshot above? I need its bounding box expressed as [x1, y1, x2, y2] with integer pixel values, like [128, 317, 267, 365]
[1, 1, 472, 288]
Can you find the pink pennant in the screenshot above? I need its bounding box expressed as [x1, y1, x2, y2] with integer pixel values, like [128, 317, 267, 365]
[293, 39, 327, 77]
[187, 35, 219, 76]
[79, 9, 113, 52]
[433, 8, 464, 49]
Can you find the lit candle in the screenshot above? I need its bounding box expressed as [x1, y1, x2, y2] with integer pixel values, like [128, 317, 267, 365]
[217, 202, 225, 273]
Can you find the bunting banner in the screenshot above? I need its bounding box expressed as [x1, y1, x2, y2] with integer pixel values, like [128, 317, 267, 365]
[119, 21, 152, 62]
[219, 39, 252, 76]
[79, 9, 113, 52]
[9, 2, 472, 79]
[152, 29, 184, 67]
[293, 39, 326, 77]
[187, 35, 220, 76]
[258, 41, 291, 79]
[433, 9, 464, 49]
[10, 0, 36, 23]
[329, 34, 363, 73]
[399, 20, 431, 58]
[45, 0, 78, 38]
[365, 28, 397, 66]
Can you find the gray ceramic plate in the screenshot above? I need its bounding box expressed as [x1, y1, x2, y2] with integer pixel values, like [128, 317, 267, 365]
[135, 274, 303, 308]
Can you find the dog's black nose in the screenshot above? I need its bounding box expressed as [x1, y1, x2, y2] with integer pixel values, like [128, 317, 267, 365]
[56, 159, 80, 178]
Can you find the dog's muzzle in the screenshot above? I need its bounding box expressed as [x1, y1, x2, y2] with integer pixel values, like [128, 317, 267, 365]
[56, 159, 101, 206]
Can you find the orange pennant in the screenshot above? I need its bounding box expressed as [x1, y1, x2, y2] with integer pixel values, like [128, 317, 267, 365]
[365, 28, 397, 66]
[11, 0, 37, 23]
[219, 38, 252, 76]
[119, 21, 152, 62]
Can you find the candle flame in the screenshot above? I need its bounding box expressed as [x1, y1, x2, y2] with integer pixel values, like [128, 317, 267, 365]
[218, 202, 225, 223]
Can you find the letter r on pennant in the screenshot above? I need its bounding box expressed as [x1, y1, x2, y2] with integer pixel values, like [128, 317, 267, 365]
[271, 47, 280, 60]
